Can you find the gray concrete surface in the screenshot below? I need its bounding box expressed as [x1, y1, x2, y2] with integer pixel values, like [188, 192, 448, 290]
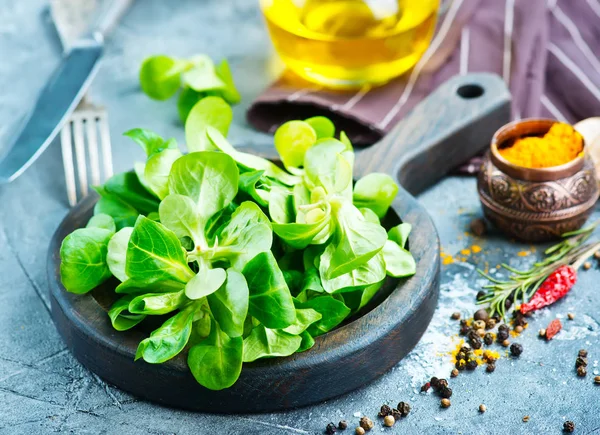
[0, 1, 598, 434]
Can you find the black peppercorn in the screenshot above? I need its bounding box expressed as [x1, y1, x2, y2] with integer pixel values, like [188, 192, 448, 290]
[460, 345, 471, 354]
[378, 405, 392, 417]
[397, 401, 411, 417]
[466, 359, 478, 371]
[455, 359, 466, 371]
[430, 377, 440, 389]
[485, 319, 496, 329]
[476, 290, 487, 300]
[486, 363, 496, 373]
[456, 351, 466, 361]
[578, 349, 588, 358]
[326, 422, 337, 434]
[563, 421, 575, 433]
[437, 379, 449, 389]
[391, 409, 402, 420]
[439, 387, 452, 399]
[338, 421, 348, 430]
[492, 314, 502, 323]
[460, 325, 470, 335]
[498, 324, 509, 332]
[510, 343, 523, 357]
[484, 333, 494, 345]
[577, 366, 587, 377]
[474, 309, 489, 322]
[504, 298, 512, 309]
[469, 335, 483, 350]
[575, 357, 588, 368]
[497, 329, 509, 342]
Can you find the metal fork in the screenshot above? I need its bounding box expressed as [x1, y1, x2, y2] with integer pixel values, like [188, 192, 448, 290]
[60, 99, 113, 206]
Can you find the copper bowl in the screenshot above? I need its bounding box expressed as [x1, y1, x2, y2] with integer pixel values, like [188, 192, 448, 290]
[477, 118, 599, 242]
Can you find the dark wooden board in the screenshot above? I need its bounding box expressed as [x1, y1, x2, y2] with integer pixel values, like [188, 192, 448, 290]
[47, 73, 510, 412]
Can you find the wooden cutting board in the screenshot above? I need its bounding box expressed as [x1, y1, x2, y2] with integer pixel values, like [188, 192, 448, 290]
[47, 73, 510, 412]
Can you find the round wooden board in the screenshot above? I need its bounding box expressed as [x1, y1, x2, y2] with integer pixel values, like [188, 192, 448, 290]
[47, 73, 511, 412]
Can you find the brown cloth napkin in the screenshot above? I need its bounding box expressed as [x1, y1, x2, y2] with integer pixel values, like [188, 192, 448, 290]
[247, 0, 600, 173]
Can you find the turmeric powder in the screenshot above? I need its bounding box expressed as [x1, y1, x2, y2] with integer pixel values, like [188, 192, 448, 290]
[498, 122, 583, 168]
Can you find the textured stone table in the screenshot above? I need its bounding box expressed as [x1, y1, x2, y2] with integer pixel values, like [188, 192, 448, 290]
[0, 1, 598, 434]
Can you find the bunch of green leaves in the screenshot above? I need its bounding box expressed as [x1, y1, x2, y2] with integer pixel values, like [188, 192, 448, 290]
[139, 54, 240, 123]
[59, 97, 416, 391]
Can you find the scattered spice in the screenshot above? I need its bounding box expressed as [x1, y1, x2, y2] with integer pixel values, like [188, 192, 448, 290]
[483, 333, 494, 346]
[440, 398, 451, 408]
[396, 402, 411, 417]
[430, 377, 440, 389]
[545, 319, 563, 340]
[359, 416, 373, 431]
[383, 416, 395, 427]
[466, 359, 478, 371]
[451, 312, 461, 320]
[338, 421, 348, 430]
[539, 329, 546, 338]
[326, 422, 337, 434]
[378, 405, 392, 417]
[355, 427, 365, 435]
[563, 421, 575, 433]
[390, 409, 402, 421]
[498, 122, 583, 169]
[451, 368, 459, 378]
[485, 318, 496, 329]
[514, 325, 524, 334]
[578, 349, 588, 357]
[577, 366, 587, 377]
[470, 218, 487, 237]
[439, 387, 452, 399]
[476, 328, 486, 338]
[523, 416, 530, 423]
[575, 357, 587, 368]
[420, 382, 431, 392]
[583, 261, 592, 270]
[567, 312, 575, 320]
[474, 309, 489, 322]
[502, 339, 510, 347]
[595, 251, 600, 259]
[479, 404, 487, 413]
[473, 320, 486, 330]
[510, 343, 523, 357]
[455, 359, 466, 371]
[520, 265, 577, 314]
[594, 375, 600, 384]
[486, 363, 496, 373]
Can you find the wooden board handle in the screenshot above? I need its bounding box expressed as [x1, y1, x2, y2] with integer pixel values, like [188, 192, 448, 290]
[354, 73, 511, 195]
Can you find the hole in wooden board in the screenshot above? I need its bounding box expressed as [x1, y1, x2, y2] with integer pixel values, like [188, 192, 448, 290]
[457, 84, 484, 99]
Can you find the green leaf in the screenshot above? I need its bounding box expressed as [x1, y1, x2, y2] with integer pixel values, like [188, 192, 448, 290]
[177, 87, 204, 123]
[108, 295, 146, 331]
[182, 55, 226, 93]
[139, 55, 188, 100]
[144, 148, 183, 199]
[60, 227, 113, 294]
[320, 251, 386, 293]
[341, 280, 384, 313]
[185, 96, 233, 152]
[86, 214, 116, 233]
[295, 295, 351, 336]
[124, 128, 178, 157]
[158, 194, 205, 246]
[238, 170, 269, 207]
[339, 131, 353, 150]
[304, 139, 353, 195]
[388, 223, 412, 249]
[242, 324, 302, 362]
[322, 199, 387, 279]
[207, 127, 301, 186]
[185, 262, 227, 300]
[128, 290, 187, 315]
[297, 330, 315, 352]
[107, 227, 133, 282]
[104, 172, 160, 215]
[126, 216, 194, 286]
[274, 120, 317, 169]
[215, 59, 241, 104]
[283, 308, 322, 335]
[207, 269, 249, 338]
[305, 116, 335, 139]
[268, 186, 295, 224]
[359, 207, 380, 224]
[213, 201, 273, 270]
[188, 318, 243, 390]
[382, 240, 416, 278]
[169, 151, 238, 224]
[136, 305, 195, 363]
[93, 187, 139, 230]
[243, 251, 296, 329]
[353, 173, 398, 218]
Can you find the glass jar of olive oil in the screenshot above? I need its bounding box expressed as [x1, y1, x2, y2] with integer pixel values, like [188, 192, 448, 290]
[260, 0, 440, 89]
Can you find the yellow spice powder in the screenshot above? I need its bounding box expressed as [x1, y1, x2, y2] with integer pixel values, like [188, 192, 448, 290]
[498, 122, 583, 168]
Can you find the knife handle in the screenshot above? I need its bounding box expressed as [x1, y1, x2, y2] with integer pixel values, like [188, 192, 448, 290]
[89, 0, 133, 41]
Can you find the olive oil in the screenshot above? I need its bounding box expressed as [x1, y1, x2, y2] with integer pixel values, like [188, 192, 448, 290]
[260, 0, 439, 88]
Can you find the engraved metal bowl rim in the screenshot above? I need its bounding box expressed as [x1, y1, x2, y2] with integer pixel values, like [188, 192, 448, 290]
[490, 118, 586, 182]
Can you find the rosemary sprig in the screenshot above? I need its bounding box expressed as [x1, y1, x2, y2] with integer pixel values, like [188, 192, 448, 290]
[477, 220, 600, 318]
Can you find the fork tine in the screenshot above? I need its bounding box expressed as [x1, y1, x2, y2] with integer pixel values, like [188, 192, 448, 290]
[98, 113, 113, 179]
[72, 116, 88, 198]
[85, 114, 102, 186]
[60, 122, 78, 207]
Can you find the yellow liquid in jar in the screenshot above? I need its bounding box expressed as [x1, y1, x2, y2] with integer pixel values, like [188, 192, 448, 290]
[261, 0, 439, 88]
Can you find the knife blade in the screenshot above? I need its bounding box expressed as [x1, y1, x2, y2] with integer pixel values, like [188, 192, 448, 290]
[0, 0, 132, 184]
[0, 37, 103, 183]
